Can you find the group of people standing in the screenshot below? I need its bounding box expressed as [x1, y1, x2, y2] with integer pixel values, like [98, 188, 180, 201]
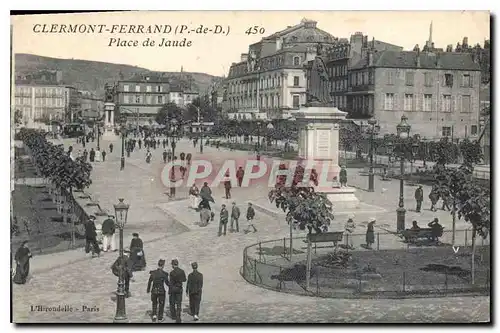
[146, 259, 204, 323]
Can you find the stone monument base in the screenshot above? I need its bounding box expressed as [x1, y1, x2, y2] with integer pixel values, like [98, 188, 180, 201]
[319, 186, 360, 211]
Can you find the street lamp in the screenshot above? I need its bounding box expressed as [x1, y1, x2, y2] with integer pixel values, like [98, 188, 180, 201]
[266, 122, 274, 148]
[120, 115, 127, 171]
[367, 119, 380, 192]
[391, 115, 411, 232]
[256, 120, 262, 152]
[170, 119, 179, 198]
[113, 198, 130, 323]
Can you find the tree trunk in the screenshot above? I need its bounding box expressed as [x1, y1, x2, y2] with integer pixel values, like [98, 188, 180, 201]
[452, 201, 456, 246]
[471, 226, 476, 285]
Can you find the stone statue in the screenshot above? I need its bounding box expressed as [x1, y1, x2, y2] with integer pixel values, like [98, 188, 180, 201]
[104, 84, 115, 103]
[316, 43, 323, 56]
[247, 51, 258, 72]
[306, 55, 331, 105]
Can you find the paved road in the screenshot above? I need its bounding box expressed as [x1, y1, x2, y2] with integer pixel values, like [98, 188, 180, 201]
[12, 135, 490, 323]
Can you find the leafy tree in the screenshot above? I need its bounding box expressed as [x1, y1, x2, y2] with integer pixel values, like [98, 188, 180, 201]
[155, 103, 183, 125]
[14, 109, 23, 126]
[339, 126, 363, 159]
[269, 163, 333, 234]
[459, 138, 483, 170]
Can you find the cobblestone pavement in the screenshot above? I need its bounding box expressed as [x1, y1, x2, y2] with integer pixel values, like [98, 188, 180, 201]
[12, 136, 490, 323]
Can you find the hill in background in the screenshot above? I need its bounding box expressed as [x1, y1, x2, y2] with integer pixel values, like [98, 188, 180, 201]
[14, 53, 221, 96]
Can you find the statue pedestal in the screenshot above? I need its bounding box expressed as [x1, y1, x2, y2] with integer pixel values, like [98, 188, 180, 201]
[295, 105, 360, 214]
[102, 102, 118, 141]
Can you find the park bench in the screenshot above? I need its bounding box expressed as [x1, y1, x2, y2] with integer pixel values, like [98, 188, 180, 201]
[302, 231, 344, 249]
[401, 228, 443, 243]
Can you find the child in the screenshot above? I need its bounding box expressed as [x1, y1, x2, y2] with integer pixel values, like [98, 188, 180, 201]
[244, 203, 257, 233]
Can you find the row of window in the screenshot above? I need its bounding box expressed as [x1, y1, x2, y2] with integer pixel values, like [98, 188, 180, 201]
[349, 71, 474, 88]
[123, 95, 164, 104]
[123, 84, 165, 93]
[229, 75, 303, 94]
[327, 65, 348, 78]
[442, 125, 478, 137]
[15, 97, 64, 107]
[15, 86, 65, 96]
[383, 93, 472, 112]
[227, 94, 303, 109]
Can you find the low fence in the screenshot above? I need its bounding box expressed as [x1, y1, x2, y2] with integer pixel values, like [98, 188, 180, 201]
[242, 231, 490, 298]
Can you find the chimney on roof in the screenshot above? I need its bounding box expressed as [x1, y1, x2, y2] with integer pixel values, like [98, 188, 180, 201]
[462, 37, 469, 49]
[367, 50, 373, 66]
[416, 48, 421, 67]
[241, 53, 248, 62]
[446, 44, 453, 52]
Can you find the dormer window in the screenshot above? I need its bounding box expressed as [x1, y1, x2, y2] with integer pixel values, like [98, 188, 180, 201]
[293, 56, 300, 66]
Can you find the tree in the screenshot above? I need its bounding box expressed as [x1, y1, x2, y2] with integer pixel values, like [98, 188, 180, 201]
[269, 163, 333, 234]
[155, 103, 183, 125]
[459, 138, 483, 170]
[185, 97, 218, 122]
[14, 109, 23, 126]
[435, 165, 490, 284]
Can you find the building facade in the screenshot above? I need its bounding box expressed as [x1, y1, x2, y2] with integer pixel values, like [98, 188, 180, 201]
[305, 32, 403, 113]
[225, 19, 337, 120]
[115, 74, 171, 125]
[80, 90, 104, 120]
[14, 83, 66, 127]
[348, 47, 481, 139]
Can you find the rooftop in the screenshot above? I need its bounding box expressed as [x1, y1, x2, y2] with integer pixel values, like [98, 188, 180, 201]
[351, 50, 481, 71]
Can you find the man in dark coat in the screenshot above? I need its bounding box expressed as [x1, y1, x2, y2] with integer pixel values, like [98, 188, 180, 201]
[169, 259, 187, 323]
[109, 143, 114, 153]
[101, 215, 116, 252]
[186, 262, 203, 321]
[84, 216, 100, 257]
[230, 202, 241, 233]
[112, 254, 132, 297]
[147, 259, 170, 323]
[218, 204, 229, 236]
[236, 167, 245, 187]
[224, 174, 232, 199]
[339, 165, 348, 187]
[414, 185, 424, 213]
[101, 150, 107, 162]
[89, 148, 96, 162]
[199, 182, 214, 203]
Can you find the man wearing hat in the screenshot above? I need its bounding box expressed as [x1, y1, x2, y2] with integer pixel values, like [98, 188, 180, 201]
[147, 259, 170, 323]
[414, 185, 424, 213]
[101, 215, 116, 252]
[339, 165, 348, 187]
[169, 259, 187, 323]
[84, 215, 100, 257]
[186, 262, 203, 321]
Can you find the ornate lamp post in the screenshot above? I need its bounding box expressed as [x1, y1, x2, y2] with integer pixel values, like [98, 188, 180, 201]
[392, 115, 411, 232]
[170, 119, 179, 198]
[113, 198, 130, 323]
[256, 120, 262, 151]
[266, 122, 274, 148]
[367, 119, 380, 192]
[120, 115, 127, 171]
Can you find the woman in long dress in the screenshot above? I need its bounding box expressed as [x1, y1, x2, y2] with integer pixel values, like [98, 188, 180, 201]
[344, 215, 356, 249]
[129, 233, 146, 271]
[13, 241, 32, 284]
[365, 218, 376, 249]
[189, 184, 200, 210]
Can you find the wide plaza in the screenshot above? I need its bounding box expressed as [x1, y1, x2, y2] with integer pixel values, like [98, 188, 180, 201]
[12, 133, 490, 323]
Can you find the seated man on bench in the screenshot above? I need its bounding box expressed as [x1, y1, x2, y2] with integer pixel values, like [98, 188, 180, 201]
[427, 218, 444, 242]
[410, 220, 421, 231]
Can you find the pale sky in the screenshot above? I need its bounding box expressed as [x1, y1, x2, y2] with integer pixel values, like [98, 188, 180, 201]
[11, 11, 490, 77]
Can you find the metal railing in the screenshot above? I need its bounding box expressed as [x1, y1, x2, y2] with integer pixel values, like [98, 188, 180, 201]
[241, 231, 490, 298]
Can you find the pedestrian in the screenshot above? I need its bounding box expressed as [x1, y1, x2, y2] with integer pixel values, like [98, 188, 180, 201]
[138, 139, 142, 149]
[230, 201, 241, 233]
[101, 215, 116, 252]
[365, 218, 376, 249]
[224, 174, 232, 199]
[200, 182, 214, 203]
[429, 185, 439, 212]
[186, 153, 192, 166]
[189, 183, 200, 210]
[13, 240, 32, 285]
[89, 148, 95, 162]
[339, 165, 348, 187]
[218, 204, 229, 236]
[84, 216, 100, 258]
[146, 149, 152, 164]
[441, 189, 451, 211]
[169, 259, 187, 323]
[147, 259, 170, 323]
[102, 150, 107, 162]
[109, 143, 113, 153]
[111, 254, 132, 297]
[163, 149, 167, 163]
[344, 215, 356, 249]
[186, 262, 203, 321]
[427, 218, 444, 242]
[94, 148, 101, 162]
[236, 166, 245, 187]
[414, 185, 424, 213]
[82, 149, 88, 162]
[244, 203, 257, 233]
[129, 233, 146, 271]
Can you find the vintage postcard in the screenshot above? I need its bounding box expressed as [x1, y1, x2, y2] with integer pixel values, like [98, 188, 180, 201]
[10, 11, 491, 324]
